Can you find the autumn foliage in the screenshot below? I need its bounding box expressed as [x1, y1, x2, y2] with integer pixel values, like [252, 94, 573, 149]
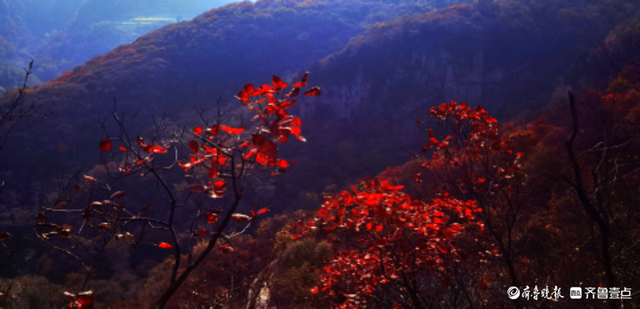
[303, 179, 481, 308]
[28, 73, 320, 308]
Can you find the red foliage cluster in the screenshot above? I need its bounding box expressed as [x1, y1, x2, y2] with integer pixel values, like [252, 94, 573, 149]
[46, 73, 321, 307]
[304, 179, 481, 308]
[416, 101, 525, 194]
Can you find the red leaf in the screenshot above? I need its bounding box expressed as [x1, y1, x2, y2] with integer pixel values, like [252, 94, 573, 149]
[252, 134, 265, 146]
[193, 126, 203, 135]
[291, 116, 302, 128]
[188, 140, 199, 154]
[208, 125, 220, 136]
[212, 179, 227, 191]
[198, 229, 207, 238]
[151, 145, 168, 154]
[220, 125, 245, 134]
[208, 165, 220, 178]
[243, 148, 258, 160]
[256, 140, 277, 166]
[119, 145, 127, 152]
[76, 291, 94, 307]
[97, 222, 110, 230]
[139, 203, 151, 216]
[303, 86, 321, 96]
[311, 287, 319, 294]
[236, 89, 249, 102]
[83, 175, 96, 182]
[231, 213, 251, 222]
[205, 211, 218, 224]
[158, 242, 173, 249]
[110, 191, 126, 199]
[276, 159, 288, 169]
[287, 87, 300, 98]
[99, 139, 112, 151]
[244, 83, 255, 95]
[272, 75, 286, 89]
[137, 136, 152, 152]
[301, 72, 309, 82]
[257, 207, 268, 215]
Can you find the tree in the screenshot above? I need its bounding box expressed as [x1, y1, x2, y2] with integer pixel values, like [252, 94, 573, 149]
[303, 100, 535, 308]
[563, 82, 640, 308]
[301, 176, 482, 308]
[30, 73, 320, 308]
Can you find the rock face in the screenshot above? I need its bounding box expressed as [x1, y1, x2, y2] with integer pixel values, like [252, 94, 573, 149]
[299, 3, 604, 121]
[0, 0, 637, 216]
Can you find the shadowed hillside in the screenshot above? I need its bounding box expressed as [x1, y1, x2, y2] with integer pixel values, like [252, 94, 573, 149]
[1, 0, 638, 220]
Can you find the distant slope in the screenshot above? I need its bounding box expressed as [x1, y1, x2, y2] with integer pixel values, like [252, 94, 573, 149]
[0, 0, 465, 192]
[273, 0, 640, 211]
[298, 0, 640, 120]
[0, 0, 638, 214]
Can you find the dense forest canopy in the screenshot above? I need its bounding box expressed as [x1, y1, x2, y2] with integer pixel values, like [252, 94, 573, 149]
[0, 0, 640, 308]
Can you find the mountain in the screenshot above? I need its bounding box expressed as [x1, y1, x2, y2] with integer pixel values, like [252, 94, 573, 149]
[273, 0, 640, 211]
[0, 0, 638, 215]
[0, 0, 239, 88]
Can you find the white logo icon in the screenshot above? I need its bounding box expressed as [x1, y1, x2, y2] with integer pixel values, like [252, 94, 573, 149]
[570, 287, 582, 299]
[507, 286, 520, 300]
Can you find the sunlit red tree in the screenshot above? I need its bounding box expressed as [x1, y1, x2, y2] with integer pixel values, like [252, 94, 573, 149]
[31, 73, 320, 308]
[301, 177, 482, 308]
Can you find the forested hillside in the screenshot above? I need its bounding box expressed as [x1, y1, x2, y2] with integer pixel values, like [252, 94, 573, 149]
[0, 0, 639, 308]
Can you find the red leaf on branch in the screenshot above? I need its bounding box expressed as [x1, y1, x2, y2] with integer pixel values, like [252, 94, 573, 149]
[288, 87, 300, 98]
[193, 126, 203, 135]
[303, 86, 321, 96]
[205, 211, 218, 224]
[139, 203, 151, 216]
[220, 125, 244, 134]
[99, 139, 112, 151]
[151, 145, 168, 154]
[188, 140, 199, 154]
[212, 179, 227, 191]
[208, 165, 220, 178]
[137, 136, 152, 152]
[198, 229, 207, 238]
[244, 83, 255, 95]
[110, 191, 126, 199]
[83, 175, 96, 182]
[272, 75, 286, 89]
[231, 213, 251, 222]
[158, 242, 173, 249]
[208, 125, 220, 136]
[256, 140, 277, 166]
